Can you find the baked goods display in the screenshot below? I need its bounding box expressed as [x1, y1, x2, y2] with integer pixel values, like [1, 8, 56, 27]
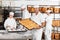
[51, 33, 55, 39]
[52, 20, 60, 27]
[31, 7, 35, 13]
[51, 33, 60, 40]
[19, 19, 40, 30]
[41, 7, 47, 13]
[55, 33, 60, 39]
[54, 8, 60, 13]
[27, 5, 60, 13]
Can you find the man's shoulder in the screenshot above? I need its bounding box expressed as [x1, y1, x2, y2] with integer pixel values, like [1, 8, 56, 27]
[12, 18, 16, 21]
[5, 18, 9, 22]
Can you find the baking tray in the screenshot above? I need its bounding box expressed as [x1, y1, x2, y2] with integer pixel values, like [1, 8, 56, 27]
[19, 19, 40, 30]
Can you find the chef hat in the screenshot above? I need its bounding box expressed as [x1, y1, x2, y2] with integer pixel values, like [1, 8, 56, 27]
[46, 10, 52, 13]
[21, 4, 26, 9]
[21, 6, 26, 8]
[28, 5, 31, 7]
[9, 12, 14, 16]
[34, 5, 39, 8]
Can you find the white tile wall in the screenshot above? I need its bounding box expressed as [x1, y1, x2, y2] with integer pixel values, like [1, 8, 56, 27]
[2, 1, 59, 7]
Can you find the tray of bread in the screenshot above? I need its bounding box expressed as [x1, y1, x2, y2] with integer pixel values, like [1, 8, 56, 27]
[19, 18, 40, 30]
[52, 20, 60, 27]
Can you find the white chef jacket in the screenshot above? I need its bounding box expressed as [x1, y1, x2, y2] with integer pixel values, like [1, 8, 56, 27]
[45, 14, 54, 29]
[45, 14, 54, 40]
[31, 12, 46, 40]
[22, 9, 31, 19]
[31, 12, 45, 25]
[4, 18, 17, 29]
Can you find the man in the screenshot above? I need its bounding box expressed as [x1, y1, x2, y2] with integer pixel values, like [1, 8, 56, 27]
[4, 12, 17, 31]
[45, 9, 54, 40]
[19, 4, 31, 30]
[21, 4, 31, 19]
[31, 6, 46, 40]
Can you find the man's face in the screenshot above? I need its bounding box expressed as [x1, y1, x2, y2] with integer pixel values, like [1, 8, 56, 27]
[9, 15, 14, 18]
[46, 12, 50, 15]
[35, 8, 39, 14]
[21, 8, 25, 11]
[46, 10, 52, 15]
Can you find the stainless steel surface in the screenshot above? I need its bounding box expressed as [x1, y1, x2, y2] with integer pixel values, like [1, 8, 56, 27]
[0, 30, 32, 40]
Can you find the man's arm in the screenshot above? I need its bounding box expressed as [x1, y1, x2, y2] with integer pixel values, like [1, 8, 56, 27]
[4, 19, 11, 30]
[36, 21, 46, 29]
[41, 21, 46, 27]
[11, 20, 17, 30]
[4, 19, 8, 29]
[40, 16, 46, 28]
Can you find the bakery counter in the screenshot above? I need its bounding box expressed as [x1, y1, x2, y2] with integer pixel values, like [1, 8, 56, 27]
[0, 30, 32, 40]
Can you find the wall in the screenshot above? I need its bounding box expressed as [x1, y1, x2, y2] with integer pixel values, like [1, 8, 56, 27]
[2, 0, 59, 7]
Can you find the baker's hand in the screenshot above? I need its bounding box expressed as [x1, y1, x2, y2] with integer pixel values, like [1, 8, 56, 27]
[6, 25, 10, 28]
[37, 25, 41, 29]
[41, 25, 44, 28]
[11, 27, 16, 31]
[34, 25, 41, 29]
[41, 24, 45, 28]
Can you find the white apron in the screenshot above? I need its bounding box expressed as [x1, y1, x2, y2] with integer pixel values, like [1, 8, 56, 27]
[31, 13, 46, 40]
[45, 14, 54, 40]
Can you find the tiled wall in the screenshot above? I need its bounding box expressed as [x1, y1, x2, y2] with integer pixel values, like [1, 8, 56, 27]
[1, 0, 59, 7]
